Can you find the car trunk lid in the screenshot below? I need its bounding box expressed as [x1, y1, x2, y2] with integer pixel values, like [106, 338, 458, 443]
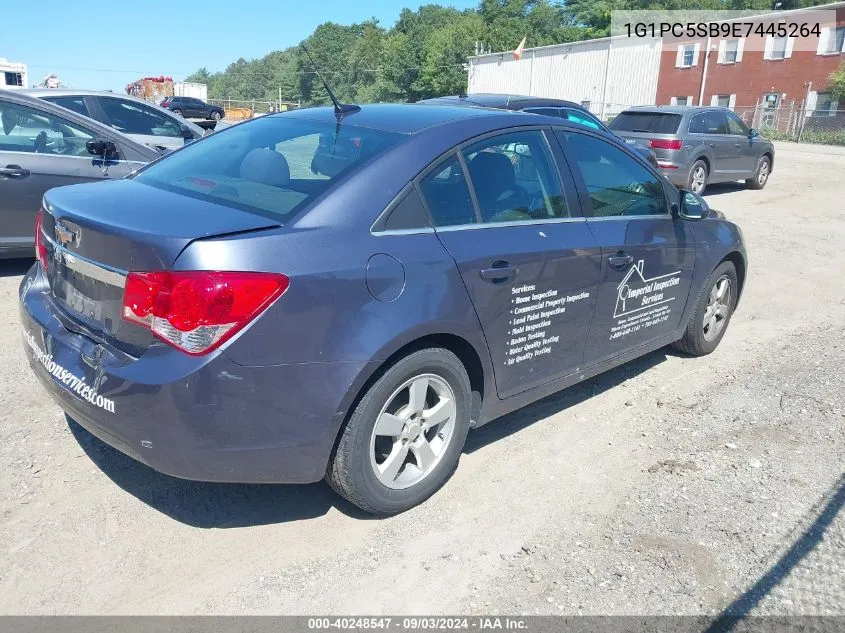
[40, 179, 280, 354]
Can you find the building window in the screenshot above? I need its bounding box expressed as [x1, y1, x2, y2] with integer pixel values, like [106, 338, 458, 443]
[818, 26, 845, 55]
[682, 45, 695, 66]
[580, 100, 591, 110]
[715, 95, 731, 108]
[671, 96, 692, 106]
[768, 35, 788, 60]
[813, 92, 838, 117]
[4, 72, 23, 87]
[722, 39, 740, 63]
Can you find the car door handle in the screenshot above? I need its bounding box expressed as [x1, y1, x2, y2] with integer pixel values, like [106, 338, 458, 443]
[608, 254, 634, 270]
[480, 264, 518, 282]
[0, 165, 30, 178]
[734, 143, 742, 148]
[709, 143, 716, 148]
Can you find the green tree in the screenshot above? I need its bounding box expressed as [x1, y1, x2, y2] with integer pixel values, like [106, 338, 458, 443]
[829, 62, 845, 102]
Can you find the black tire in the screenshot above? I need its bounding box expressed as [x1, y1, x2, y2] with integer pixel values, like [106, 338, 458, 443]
[687, 159, 709, 195]
[745, 154, 771, 190]
[326, 348, 471, 515]
[171, 108, 183, 117]
[673, 261, 738, 357]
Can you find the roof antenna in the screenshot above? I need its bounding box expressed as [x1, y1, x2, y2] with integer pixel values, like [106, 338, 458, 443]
[300, 44, 360, 118]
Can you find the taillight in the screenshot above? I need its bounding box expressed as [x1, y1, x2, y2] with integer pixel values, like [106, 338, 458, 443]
[649, 138, 683, 150]
[35, 209, 48, 271]
[122, 271, 289, 355]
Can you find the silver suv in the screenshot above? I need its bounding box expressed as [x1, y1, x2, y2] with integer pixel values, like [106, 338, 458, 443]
[609, 106, 774, 194]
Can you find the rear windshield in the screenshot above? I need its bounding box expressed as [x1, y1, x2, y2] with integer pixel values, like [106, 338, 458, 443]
[609, 112, 682, 134]
[134, 116, 402, 221]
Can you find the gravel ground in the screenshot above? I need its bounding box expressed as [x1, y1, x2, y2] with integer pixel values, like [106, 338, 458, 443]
[0, 141, 843, 615]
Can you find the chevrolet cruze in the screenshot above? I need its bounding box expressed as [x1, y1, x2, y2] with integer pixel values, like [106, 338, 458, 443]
[20, 103, 747, 514]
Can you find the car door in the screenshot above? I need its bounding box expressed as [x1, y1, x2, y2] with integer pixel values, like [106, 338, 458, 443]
[0, 98, 139, 249]
[555, 129, 696, 366]
[94, 96, 185, 152]
[701, 110, 734, 181]
[725, 110, 757, 176]
[185, 98, 203, 118]
[417, 128, 602, 398]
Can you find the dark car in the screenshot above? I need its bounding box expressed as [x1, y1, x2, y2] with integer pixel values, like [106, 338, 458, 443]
[20, 103, 747, 514]
[608, 106, 775, 194]
[0, 90, 160, 259]
[160, 96, 224, 121]
[419, 94, 659, 168]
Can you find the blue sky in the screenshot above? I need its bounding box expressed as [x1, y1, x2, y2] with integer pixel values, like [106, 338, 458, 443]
[6, 0, 478, 92]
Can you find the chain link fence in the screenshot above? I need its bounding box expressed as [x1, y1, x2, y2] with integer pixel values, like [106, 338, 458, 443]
[729, 102, 845, 145]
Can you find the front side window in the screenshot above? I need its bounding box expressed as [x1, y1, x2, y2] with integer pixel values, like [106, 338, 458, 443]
[561, 131, 668, 218]
[134, 117, 402, 222]
[0, 100, 93, 155]
[461, 130, 568, 224]
[726, 111, 749, 135]
[98, 98, 182, 138]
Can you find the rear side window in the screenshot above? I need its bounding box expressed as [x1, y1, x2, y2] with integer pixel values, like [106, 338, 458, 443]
[418, 155, 476, 227]
[561, 108, 603, 130]
[134, 117, 402, 222]
[522, 107, 561, 117]
[609, 112, 682, 134]
[44, 96, 90, 118]
[688, 113, 705, 134]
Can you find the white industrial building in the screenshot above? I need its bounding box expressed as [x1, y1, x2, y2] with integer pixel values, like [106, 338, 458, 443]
[0, 58, 28, 90]
[467, 36, 662, 120]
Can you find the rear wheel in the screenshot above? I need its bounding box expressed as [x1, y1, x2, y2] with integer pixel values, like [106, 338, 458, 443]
[327, 348, 471, 515]
[672, 261, 737, 357]
[746, 155, 770, 190]
[687, 160, 708, 194]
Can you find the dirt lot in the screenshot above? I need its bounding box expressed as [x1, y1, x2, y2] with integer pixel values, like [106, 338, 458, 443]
[1, 141, 843, 615]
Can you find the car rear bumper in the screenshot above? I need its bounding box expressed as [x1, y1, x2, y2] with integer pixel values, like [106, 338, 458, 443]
[656, 162, 690, 187]
[19, 264, 372, 484]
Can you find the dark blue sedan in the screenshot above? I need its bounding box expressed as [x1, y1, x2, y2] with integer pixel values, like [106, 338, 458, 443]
[20, 103, 747, 514]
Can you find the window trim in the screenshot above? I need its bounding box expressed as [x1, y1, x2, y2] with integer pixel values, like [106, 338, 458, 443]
[412, 125, 586, 230]
[553, 127, 674, 220]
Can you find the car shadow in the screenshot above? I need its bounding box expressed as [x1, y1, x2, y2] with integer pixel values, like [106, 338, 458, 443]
[466, 347, 671, 453]
[0, 258, 34, 278]
[703, 182, 748, 197]
[68, 346, 677, 528]
[704, 473, 845, 631]
[67, 417, 373, 528]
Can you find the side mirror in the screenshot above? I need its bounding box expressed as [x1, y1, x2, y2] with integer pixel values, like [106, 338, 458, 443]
[179, 123, 195, 140]
[678, 190, 709, 220]
[749, 128, 759, 138]
[86, 138, 117, 159]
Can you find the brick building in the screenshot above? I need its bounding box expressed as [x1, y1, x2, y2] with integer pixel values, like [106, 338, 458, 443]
[656, 2, 845, 124]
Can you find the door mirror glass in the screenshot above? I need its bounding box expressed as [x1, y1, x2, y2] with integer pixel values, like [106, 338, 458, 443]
[749, 128, 759, 138]
[86, 138, 117, 158]
[179, 123, 195, 140]
[679, 190, 708, 220]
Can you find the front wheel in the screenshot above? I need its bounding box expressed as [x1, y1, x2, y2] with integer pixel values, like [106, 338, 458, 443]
[745, 155, 770, 190]
[672, 261, 738, 356]
[210, 111, 222, 121]
[327, 348, 471, 515]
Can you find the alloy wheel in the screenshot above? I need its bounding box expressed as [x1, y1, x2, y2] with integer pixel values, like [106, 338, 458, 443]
[690, 166, 707, 194]
[369, 374, 457, 490]
[757, 160, 769, 186]
[702, 275, 731, 342]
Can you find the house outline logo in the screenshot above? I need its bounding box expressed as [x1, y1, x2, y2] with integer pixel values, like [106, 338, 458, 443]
[615, 260, 682, 318]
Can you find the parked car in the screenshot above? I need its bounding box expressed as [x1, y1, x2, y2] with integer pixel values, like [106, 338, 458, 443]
[25, 89, 205, 153]
[419, 94, 659, 168]
[21, 103, 747, 514]
[608, 106, 774, 194]
[0, 90, 160, 259]
[160, 96, 225, 121]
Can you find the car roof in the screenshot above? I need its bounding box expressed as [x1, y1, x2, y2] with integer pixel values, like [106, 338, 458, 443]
[279, 102, 538, 135]
[418, 93, 586, 111]
[0, 89, 161, 159]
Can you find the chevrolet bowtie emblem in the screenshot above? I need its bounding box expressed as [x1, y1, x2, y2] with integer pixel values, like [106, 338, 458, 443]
[54, 222, 80, 247]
